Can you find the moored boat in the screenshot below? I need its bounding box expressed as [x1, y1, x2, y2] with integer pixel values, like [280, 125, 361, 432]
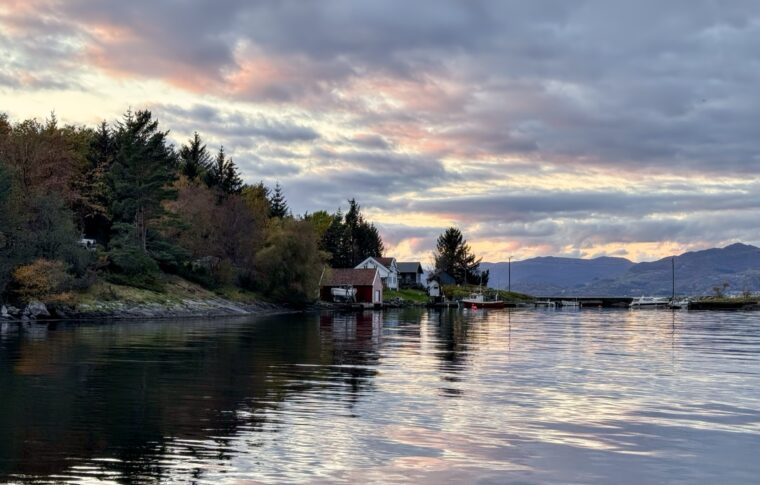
[535, 300, 556, 308]
[461, 292, 506, 309]
[669, 298, 690, 309]
[331, 286, 357, 302]
[629, 296, 670, 308]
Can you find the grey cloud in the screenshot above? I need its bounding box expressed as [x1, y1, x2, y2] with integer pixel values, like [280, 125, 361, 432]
[9, 1, 760, 176]
[346, 134, 392, 150]
[5, 0, 760, 257]
[410, 188, 760, 222]
[153, 104, 320, 143]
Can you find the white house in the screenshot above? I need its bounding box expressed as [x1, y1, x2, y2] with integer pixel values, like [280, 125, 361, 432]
[355, 256, 398, 290]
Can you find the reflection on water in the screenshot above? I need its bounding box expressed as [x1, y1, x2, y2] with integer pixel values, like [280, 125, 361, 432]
[1, 309, 759, 483]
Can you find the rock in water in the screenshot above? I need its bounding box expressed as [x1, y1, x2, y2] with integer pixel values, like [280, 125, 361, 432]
[1, 305, 9, 319]
[23, 300, 50, 320]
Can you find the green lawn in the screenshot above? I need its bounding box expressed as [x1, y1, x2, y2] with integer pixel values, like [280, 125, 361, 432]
[384, 288, 429, 303]
[442, 284, 533, 302]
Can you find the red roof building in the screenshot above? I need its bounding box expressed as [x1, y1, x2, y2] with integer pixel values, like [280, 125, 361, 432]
[320, 268, 383, 304]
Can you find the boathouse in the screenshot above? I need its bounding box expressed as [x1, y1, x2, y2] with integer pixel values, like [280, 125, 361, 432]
[320, 268, 383, 304]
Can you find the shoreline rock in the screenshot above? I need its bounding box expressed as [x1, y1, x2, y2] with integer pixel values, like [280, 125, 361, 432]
[1, 297, 294, 323]
[22, 300, 51, 321]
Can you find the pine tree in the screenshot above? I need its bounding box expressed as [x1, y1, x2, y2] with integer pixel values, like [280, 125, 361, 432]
[322, 210, 346, 267]
[72, 121, 114, 243]
[205, 146, 243, 197]
[179, 132, 211, 182]
[268, 182, 289, 218]
[222, 158, 243, 195]
[433, 227, 484, 285]
[356, 222, 384, 261]
[109, 110, 177, 253]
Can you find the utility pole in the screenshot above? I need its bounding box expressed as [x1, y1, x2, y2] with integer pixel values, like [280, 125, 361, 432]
[508, 256, 512, 293]
[671, 256, 675, 301]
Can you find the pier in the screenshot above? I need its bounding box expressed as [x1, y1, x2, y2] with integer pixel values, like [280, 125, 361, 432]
[536, 297, 633, 308]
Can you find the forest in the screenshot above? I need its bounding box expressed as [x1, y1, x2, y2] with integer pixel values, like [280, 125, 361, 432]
[0, 110, 385, 306]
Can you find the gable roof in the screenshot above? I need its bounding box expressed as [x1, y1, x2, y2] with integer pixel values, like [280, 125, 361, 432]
[375, 257, 396, 268]
[322, 268, 378, 287]
[428, 269, 456, 284]
[397, 262, 423, 274]
[355, 256, 396, 271]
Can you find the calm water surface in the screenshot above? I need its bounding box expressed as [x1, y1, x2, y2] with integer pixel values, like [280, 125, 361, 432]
[1, 309, 759, 484]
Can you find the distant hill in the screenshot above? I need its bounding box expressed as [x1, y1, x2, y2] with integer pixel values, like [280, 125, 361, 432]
[481, 256, 634, 296]
[483, 243, 760, 297]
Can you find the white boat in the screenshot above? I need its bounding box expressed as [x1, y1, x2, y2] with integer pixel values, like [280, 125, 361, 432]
[331, 287, 357, 302]
[560, 300, 580, 308]
[629, 296, 670, 308]
[669, 298, 690, 310]
[535, 300, 556, 308]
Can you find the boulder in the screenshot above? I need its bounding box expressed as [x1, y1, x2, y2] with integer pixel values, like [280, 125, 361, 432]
[23, 300, 50, 320]
[5, 305, 21, 318]
[1, 305, 9, 319]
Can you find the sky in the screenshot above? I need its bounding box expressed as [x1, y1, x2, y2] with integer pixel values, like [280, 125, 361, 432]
[2, 0, 759, 264]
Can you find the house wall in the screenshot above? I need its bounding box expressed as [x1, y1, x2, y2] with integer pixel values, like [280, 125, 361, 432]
[372, 275, 383, 303]
[399, 272, 422, 286]
[356, 257, 398, 290]
[356, 286, 374, 303]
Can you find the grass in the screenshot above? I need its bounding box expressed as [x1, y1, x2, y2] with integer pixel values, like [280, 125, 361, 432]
[384, 288, 429, 304]
[694, 294, 759, 303]
[75, 276, 218, 306]
[213, 285, 267, 304]
[443, 284, 534, 302]
[384, 285, 535, 304]
[66, 272, 274, 309]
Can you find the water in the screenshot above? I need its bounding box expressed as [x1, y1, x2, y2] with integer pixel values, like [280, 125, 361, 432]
[1, 309, 759, 484]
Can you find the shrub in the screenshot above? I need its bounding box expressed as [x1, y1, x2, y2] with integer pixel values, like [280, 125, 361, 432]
[11, 258, 72, 303]
[106, 224, 163, 291]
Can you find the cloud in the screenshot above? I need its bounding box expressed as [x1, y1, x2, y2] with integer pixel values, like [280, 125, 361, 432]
[2, 0, 760, 261]
[153, 104, 320, 143]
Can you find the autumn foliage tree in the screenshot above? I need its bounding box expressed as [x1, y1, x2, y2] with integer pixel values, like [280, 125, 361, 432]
[0, 109, 385, 305]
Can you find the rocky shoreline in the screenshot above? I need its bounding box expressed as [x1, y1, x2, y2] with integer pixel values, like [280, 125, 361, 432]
[0, 296, 292, 323]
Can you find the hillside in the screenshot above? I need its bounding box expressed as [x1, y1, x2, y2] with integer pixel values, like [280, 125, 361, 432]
[485, 243, 760, 297]
[481, 256, 635, 295]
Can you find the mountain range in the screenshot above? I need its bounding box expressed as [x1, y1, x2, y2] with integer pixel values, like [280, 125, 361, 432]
[481, 243, 760, 297]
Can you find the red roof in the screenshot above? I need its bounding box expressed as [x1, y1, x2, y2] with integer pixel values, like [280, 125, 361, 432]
[375, 257, 395, 268]
[322, 268, 378, 287]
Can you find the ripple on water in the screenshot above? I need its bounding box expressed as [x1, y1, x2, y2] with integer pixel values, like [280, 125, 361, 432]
[0, 309, 759, 483]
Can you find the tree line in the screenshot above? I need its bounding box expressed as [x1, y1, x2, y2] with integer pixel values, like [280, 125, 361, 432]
[0, 110, 383, 305]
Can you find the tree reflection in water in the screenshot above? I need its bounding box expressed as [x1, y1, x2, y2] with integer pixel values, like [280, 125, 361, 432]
[0, 312, 385, 483]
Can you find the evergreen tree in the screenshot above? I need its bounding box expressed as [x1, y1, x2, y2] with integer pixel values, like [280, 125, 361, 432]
[433, 227, 485, 285]
[268, 182, 289, 218]
[205, 146, 243, 196]
[341, 199, 384, 266]
[0, 161, 16, 296]
[72, 121, 114, 244]
[109, 110, 177, 253]
[322, 210, 346, 267]
[356, 222, 385, 260]
[178, 132, 211, 182]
